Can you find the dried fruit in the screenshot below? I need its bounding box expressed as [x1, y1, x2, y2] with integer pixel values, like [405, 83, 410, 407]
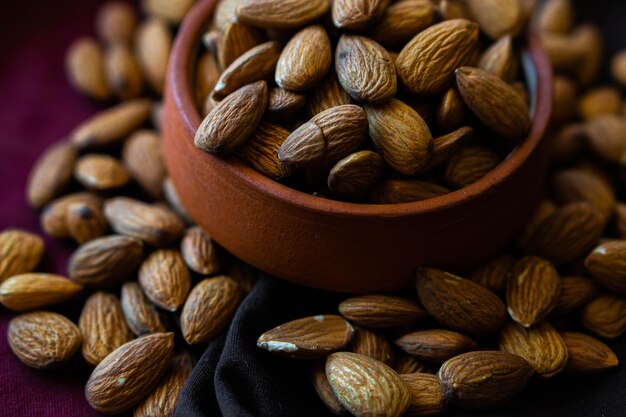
[96, 2, 137, 45]
[561, 331, 619, 374]
[236, 121, 293, 180]
[139, 249, 191, 312]
[470, 253, 516, 293]
[0, 229, 44, 283]
[338, 294, 427, 329]
[104, 43, 144, 100]
[180, 226, 222, 275]
[478, 36, 518, 82]
[332, 0, 390, 30]
[311, 362, 349, 416]
[585, 115, 626, 164]
[551, 168, 615, 223]
[217, 21, 265, 70]
[40, 193, 103, 239]
[367, 0, 436, 48]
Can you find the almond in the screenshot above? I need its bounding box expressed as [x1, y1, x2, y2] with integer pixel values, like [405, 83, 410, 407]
[96, 2, 137, 45]
[0, 229, 44, 283]
[195, 81, 268, 154]
[553, 276, 597, 315]
[584, 115, 626, 164]
[370, 180, 450, 204]
[139, 249, 191, 312]
[104, 43, 143, 100]
[236, 121, 293, 180]
[68, 235, 144, 287]
[445, 146, 501, 189]
[435, 87, 467, 132]
[66, 201, 108, 244]
[400, 373, 447, 417]
[122, 130, 166, 199]
[326, 352, 410, 417]
[65, 37, 110, 100]
[79, 292, 133, 365]
[0, 273, 82, 311]
[307, 72, 353, 117]
[257, 315, 354, 358]
[143, 0, 195, 24]
[338, 294, 427, 329]
[396, 19, 479, 95]
[611, 50, 626, 87]
[332, 0, 390, 30]
[438, 0, 470, 21]
[581, 293, 626, 339]
[104, 197, 185, 246]
[394, 355, 426, 375]
[364, 98, 433, 175]
[278, 104, 368, 168]
[367, 0, 436, 48]
[195, 52, 220, 109]
[85, 332, 175, 414]
[236, 0, 330, 30]
[328, 150, 385, 201]
[506, 257, 561, 327]
[266, 87, 306, 120]
[214, 0, 245, 31]
[416, 267, 507, 336]
[537, 0, 573, 34]
[135, 17, 171, 94]
[27, 141, 77, 209]
[395, 330, 477, 363]
[351, 327, 394, 365]
[551, 168, 615, 224]
[121, 282, 165, 336]
[311, 362, 349, 416]
[335, 35, 396, 104]
[585, 241, 626, 294]
[438, 351, 534, 409]
[180, 226, 222, 275]
[561, 331, 619, 374]
[478, 36, 518, 82]
[181, 276, 242, 344]
[41, 192, 104, 238]
[466, 0, 524, 40]
[74, 154, 131, 191]
[275, 25, 331, 91]
[470, 253, 516, 293]
[578, 87, 622, 121]
[8, 311, 82, 369]
[218, 22, 265, 71]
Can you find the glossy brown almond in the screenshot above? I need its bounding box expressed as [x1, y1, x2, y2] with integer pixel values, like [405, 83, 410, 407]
[561, 331, 619, 374]
[339, 294, 427, 328]
[0, 273, 82, 312]
[400, 373, 447, 417]
[181, 276, 242, 344]
[371, 180, 450, 204]
[395, 330, 477, 363]
[365, 99, 433, 175]
[121, 282, 165, 336]
[278, 104, 368, 168]
[236, 0, 330, 30]
[74, 154, 130, 191]
[328, 151, 384, 201]
[275, 25, 331, 92]
[237, 121, 293, 180]
[435, 88, 467, 133]
[466, 0, 524, 39]
[257, 315, 354, 358]
[311, 362, 349, 416]
[445, 146, 501, 189]
[521, 202, 604, 266]
[368, 0, 436, 48]
[478, 36, 518, 82]
[326, 352, 410, 417]
[70, 99, 152, 149]
[122, 130, 165, 199]
[143, 0, 195, 24]
[217, 21, 265, 70]
[578, 87, 622, 121]
[551, 168, 615, 224]
[266, 87, 306, 120]
[8, 311, 82, 369]
[68, 235, 144, 287]
[397, 19, 479, 95]
[139, 249, 191, 312]
[307, 72, 353, 117]
[332, 0, 389, 30]
[470, 253, 516, 293]
[104, 197, 185, 246]
[41, 193, 104, 238]
[553, 276, 597, 315]
[584, 115, 626, 164]
[85, 333, 174, 414]
[335, 35, 396, 104]
[180, 226, 222, 275]
[498, 321, 568, 378]
[135, 17, 171, 94]
[104, 43, 143, 100]
[79, 292, 132, 366]
[438, 351, 534, 409]
[66, 201, 108, 244]
[582, 293, 626, 339]
[65, 37, 110, 100]
[0, 230, 44, 283]
[134, 351, 195, 417]
[27, 141, 77, 209]
[416, 268, 506, 335]
[350, 327, 394, 365]
[456, 66, 531, 141]
[195, 81, 268, 154]
[585, 241, 626, 294]
[506, 256, 561, 327]
[96, 2, 137, 45]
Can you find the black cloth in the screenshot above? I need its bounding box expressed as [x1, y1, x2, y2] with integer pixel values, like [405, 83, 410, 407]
[175, 275, 626, 417]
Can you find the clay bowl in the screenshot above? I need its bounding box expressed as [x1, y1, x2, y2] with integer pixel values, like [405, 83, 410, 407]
[163, 0, 553, 293]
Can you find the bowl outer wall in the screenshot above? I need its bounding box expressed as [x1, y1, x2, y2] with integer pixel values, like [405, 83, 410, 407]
[162, 0, 554, 293]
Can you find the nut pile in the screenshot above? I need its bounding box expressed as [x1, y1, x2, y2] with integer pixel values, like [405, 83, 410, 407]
[255, 3, 626, 416]
[2, 0, 253, 415]
[193, 0, 536, 203]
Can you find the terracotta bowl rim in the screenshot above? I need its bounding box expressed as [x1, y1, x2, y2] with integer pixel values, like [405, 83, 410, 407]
[168, 0, 553, 218]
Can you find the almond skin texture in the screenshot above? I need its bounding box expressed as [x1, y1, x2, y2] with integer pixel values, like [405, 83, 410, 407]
[438, 351, 534, 409]
[68, 235, 143, 287]
[0, 230, 44, 283]
[311, 362, 350, 416]
[181, 276, 242, 345]
[394, 355, 426, 375]
[498, 321, 568, 378]
[66, 201, 108, 244]
[582, 293, 626, 339]
[396, 19, 479, 95]
[364, 99, 433, 175]
[278, 104, 368, 168]
[328, 151, 385, 201]
[585, 241, 626, 294]
[122, 130, 165, 199]
[400, 373, 447, 417]
[370, 180, 450, 204]
[416, 268, 506, 336]
[217, 21, 265, 70]
[120, 282, 165, 336]
[551, 168, 615, 224]
[338, 294, 427, 328]
[195, 81, 268, 154]
[236, 121, 293, 180]
[368, 0, 436, 48]
[180, 226, 222, 275]
[79, 292, 133, 366]
[258, 315, 354, 359]
[332, 0, 390, 30]
[395, 330, 478, 363]
[335, 35, 396, 104]
[470, 253, 516, 293]
[275, 25, 331, 91]
[456, 66, 531, 141]
[445, 146, 501, 189]
[326, 352, 411, 417]
[554, 276, 597, 315]
[561, 331, 619, 374]
[466, 0, 524, 40]
[506, 256, 561, 328]
[0, 273, 82, 312]
[139, 249, 191, 312]
[236, 0, 330, 30]
[350, 327, 394, 365]
[74, 154, 131, 191]
[85, 333, 175, 414]
[267, 87, 306, 120]
[27, 141, 77, 209]
[307, 72, 353, 117]
[8, 311, 82, 369]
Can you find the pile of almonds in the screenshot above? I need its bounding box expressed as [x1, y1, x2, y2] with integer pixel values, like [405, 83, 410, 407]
[254, 2, 626, 416]
[2, 0, 253, 415]
[193, 0, 536, 203]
